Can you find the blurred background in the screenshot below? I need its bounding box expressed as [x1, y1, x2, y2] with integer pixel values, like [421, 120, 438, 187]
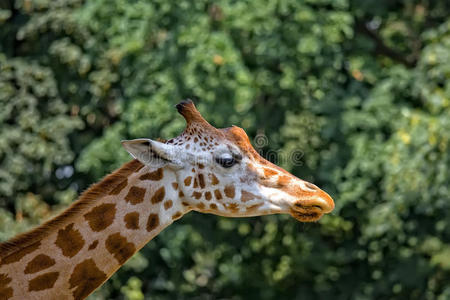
[0, 0, 449, 299]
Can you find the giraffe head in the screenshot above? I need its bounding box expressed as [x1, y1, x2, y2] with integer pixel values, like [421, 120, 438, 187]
[122, 100, 334, 222]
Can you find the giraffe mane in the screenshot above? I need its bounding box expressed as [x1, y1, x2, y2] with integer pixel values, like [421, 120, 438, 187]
[0, 159, 144, 260]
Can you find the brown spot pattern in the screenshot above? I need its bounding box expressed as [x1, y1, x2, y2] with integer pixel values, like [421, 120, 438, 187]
[198, 174, 205, 188]
[139, 168, 163, 181]
[172, 212, 182, 220]
[55, 223, 85, 258]
[241, 190, 257, 202]
[84, 203, 116, 232]
[198, 163, 205, 169]
[205, 191, 212, 201]
[209, 173, 219, 185]
[224, 185, 235, 198]
[0, 241, 40, 266]
[277, 175, 291, 186]
[210, 203, 217, 210]
[24, 254, 55, 274]
[178, 190, 185, 198]
[69, 259, 107, 300]
[214, 189, 223, 200]
[193, 191, 202, 199]
[28, 272, 59, 292]
[134, 163, 145, 173]
[226, 203, 239, 212]
[146, 214, 159, 232]
[125, 186, 146, 205]
[193, 178, 199, 188]
[0, 273, 13, 299]
[124, 212, 140, 230]
[172, 182, 178, 190]
[0, 160, 142, 263]
[184, 176, 192, 186]
[105, 233, 136, 265]
[109, 179, 128, 195]
[151, 187, 165, 204]
[164, 200, 173, 210]
[264, 168, 278, 177]
[247, 203, 264, 212]
[88, 240, 99, 251]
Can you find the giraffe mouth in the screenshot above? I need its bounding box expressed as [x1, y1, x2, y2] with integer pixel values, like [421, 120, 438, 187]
[291, 211, 322, 222]
[289, 193, 334, 222]
[290, 205, 324, 222]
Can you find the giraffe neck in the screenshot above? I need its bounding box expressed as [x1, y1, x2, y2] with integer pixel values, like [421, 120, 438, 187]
[0, 160, 188, 300]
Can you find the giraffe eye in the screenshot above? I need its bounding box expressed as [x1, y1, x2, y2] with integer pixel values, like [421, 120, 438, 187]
[215, 156, 237, 168]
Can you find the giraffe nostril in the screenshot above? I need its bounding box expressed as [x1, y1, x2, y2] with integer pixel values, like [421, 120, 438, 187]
[304, 182, 318, 191]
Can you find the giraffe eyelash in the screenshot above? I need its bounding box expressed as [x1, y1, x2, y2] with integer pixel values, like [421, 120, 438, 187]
[214, 152, 242, 168]
[215, 157, 237, 168]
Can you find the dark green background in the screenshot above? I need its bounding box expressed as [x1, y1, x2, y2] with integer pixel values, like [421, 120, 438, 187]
[0, 0, 449, 299]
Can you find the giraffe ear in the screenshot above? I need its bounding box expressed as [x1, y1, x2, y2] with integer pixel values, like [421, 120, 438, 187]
[121, 139, 183, 169]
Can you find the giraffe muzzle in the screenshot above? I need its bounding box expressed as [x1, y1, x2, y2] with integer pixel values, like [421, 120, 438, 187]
[290, 189, 334, 222]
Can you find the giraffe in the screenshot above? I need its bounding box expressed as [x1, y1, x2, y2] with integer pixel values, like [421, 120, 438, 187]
[0, 100, 334, 300]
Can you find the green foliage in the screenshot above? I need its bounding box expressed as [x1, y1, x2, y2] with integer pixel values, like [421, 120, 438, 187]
[0, 53, 83, 239]
[1, 0, 449, 299]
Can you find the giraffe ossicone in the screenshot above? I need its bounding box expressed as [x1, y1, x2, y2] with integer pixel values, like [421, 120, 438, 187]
[0, 100, 334, 300]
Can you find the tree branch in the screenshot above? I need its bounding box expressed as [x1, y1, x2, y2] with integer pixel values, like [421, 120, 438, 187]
[355, 20, 417, 68]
